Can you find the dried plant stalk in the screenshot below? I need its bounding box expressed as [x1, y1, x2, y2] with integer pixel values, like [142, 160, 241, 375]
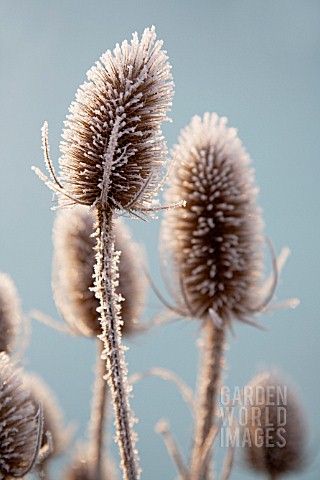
[93, 209, 138, 479]
[89, 340, 108, 480]
[190, 322, 225, 479]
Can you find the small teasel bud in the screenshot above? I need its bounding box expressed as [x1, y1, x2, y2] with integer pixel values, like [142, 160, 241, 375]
[23, 373, 68, 467]
[162, 112, 264, 324]
[52, 206, 146, 337]
[242, 371, 308, 478]
[0, 352, 42, 478]
[36, 26, 174, 214]
[0, 272, 21, 353]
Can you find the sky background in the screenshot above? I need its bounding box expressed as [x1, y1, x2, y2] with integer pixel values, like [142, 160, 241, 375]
[1, 1, 319, 479]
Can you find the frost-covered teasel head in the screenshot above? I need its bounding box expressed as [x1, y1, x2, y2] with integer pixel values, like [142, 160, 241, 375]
[53, 206, 146, 337]
[242, 371, 308, 478]
[0, 353, 42, 478]
[0, 272, 21, 353]
[36, 26, 174, 214]
[162, 113, 264, 324]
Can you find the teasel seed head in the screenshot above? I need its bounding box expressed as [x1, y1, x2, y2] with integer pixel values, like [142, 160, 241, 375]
[0, 273, 21, 353]
[22, 373, 67, 466]
[162, 113, 264, 324]
[52, 206, 146, 337]
[0, 352, 43, 478]
[36, 26, 174, 214]
[242, 371, 308, 478]
[64, 444, 114, 480]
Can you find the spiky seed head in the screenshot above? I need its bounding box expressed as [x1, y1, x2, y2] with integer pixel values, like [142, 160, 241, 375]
[0, 353, 42, 478]
[23, 373, 67, 465]
[162, 113, 264, 323]
[56, 26, 173, 212]
[242, 371, 307, 477]
[52, 206, 146, 337]
[0, 273, 21, 353]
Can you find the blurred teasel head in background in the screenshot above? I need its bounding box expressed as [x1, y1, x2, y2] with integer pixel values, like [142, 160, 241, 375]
[0, 353, 42, 478]
[63, 443, 114, 480]
[36, 26, 174, 214]
[0, 272, 21, 353]
[162, 113, 264, 325]
[52, 206, 146, 337]
[23, 372, 68, 467]
[242, 371, 308, 478]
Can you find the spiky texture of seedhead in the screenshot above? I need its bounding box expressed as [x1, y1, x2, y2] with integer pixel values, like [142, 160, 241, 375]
[0, 273, 21, 353]
[0, 353, 42, 478]
[243, 371, 307, 478]
[162, 113, 264, 323]
[52, 206, 146, 337]
[39, 26, 173, 213]
[23, 373, 67, 466]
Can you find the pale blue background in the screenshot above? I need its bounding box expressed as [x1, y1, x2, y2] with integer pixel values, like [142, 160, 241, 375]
[1, 1, 319, 479]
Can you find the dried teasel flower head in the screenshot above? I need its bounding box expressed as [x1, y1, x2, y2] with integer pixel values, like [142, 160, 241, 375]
[35, 26, 174, 214]
[242, 371, 308, 478]
[23, 373, 68, 467]
[52, 206, 146, 337]
[0, 272, 21, 353]
[162, 113, 264, 325]
[63, 444, 115, 480]
[0, 352, 42, 478]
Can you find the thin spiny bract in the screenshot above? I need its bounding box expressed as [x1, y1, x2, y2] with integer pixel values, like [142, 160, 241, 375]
[0, 353, 42, 479]
[163, 112, 264, 325]
[0, 273, 21, 353]
[242, 371, 308, 479]
[52, 206, 146, 337]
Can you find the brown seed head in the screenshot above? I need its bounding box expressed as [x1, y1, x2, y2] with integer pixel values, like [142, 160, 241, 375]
[0, 353, 42, 478]
[162, 113, 264, 323]
[55, 26, 173, 212]
[0, 273, 20, 353]
[52, 206, 146, 337]
[243, 371, 308, 477]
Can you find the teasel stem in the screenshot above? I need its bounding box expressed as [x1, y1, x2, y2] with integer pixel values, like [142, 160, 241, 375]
[94, 207, 139, 480]
[190, 320, 226, 480]
[89, 339, 108, 480]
